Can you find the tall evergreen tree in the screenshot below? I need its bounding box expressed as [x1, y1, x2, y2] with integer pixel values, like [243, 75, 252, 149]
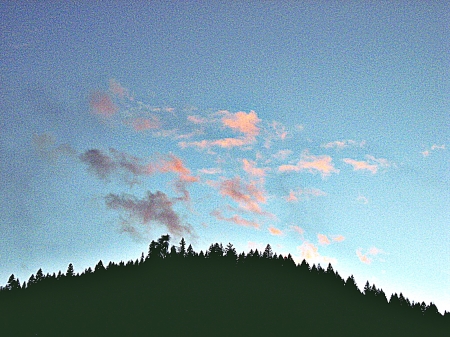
[263, 244, 273, 259]
[179, 238, 186, 257]
[66, 263, 75, 277]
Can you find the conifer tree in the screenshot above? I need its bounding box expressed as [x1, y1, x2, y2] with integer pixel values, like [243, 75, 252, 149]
[179, 238, 186, 257]
[66, 263, 75, 277]
[263, 244, 273, 259]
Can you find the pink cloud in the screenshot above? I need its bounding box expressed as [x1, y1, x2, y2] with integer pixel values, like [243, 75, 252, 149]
[368, 246, 383, 255]
[105, 190, 193, 238]
[290, 225, 304, 236]
[187, 115, 208, 124]
[297, 242, 337, 265]
[322, 140, 365, 149]
[285, 188, 327, 202]
[356, 248, 372, 264]
[218, 177, 266, 214]
[89, 91, 118, 117]
[211, 209, 260, 229]
[158, 155, 199, 183]
[285, 190, 298, 202]
[128, 117, 161, 131]
[179, 137, 253, 150]
[242, 159, 266, 177]
[279, 151, 339, 177]
[343, 158, 378, 174]
[109, 79, 129, 99]
[332, 235, 345, 242]
[317, 234, 330, 245]
[344, 155, 391, 174]
[221, 110, 261, 137]
[268, 226, 283, 236]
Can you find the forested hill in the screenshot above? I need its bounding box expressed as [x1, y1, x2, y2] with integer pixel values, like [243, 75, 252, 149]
[1, 235, 448, 336]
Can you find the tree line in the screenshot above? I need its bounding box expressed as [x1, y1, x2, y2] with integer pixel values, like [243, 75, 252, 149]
[1, 234, 448, 336]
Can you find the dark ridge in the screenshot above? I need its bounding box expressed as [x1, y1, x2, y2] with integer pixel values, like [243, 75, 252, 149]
[1, 235, 448, 336]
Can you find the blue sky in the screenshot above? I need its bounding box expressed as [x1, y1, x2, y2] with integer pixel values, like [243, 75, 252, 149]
[1, 2, 449, 312]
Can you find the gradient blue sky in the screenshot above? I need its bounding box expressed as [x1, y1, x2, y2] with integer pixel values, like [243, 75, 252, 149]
[1, 2, 449, 312]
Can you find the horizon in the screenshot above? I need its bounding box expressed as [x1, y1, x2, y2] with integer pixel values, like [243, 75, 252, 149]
[1, 2, 449, 313]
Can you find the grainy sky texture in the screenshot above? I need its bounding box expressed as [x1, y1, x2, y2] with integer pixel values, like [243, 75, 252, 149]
[1, 2, 449, 312]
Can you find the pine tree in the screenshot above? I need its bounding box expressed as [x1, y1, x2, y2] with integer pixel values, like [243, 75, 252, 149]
[263, 244, 273, 259]
[36, 268, 44, 283]
[95, 260, 105, 272]
[7, 274, 20, 290]
[186, 244, 195, 257]
[66, 263, 75, 277]
[179, 238, 186, 257]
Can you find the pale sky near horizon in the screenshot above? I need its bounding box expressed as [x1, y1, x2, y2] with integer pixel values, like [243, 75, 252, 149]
[1, 2, 449, 313]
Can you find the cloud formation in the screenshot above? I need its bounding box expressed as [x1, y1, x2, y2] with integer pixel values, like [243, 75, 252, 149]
[317, 234, 331, 245]
[242, 159, 266, 178]
[421, 144, 446, 157]
[322, 140, 366, 149]
[268, 226, 283, 236]
[218, 177, 267, 214]
[221, 110, 260, 137]
[356, 246, 385, 264]
[211, 209, 260, 229]
[343, 155, 391, 174]
[89, 91, 117, 117]
[285, 188, 327, 202]
[105, 191, 193, 238]
[297, 241, 337, 265]
[79, 148, 149, 181]
[279, 150, 339, 177]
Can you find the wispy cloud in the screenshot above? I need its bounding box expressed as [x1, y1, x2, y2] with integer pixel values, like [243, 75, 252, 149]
[273, 149, 293, 160]
[356, 246, 385, 264]
[356, 248, 372, 264]
[278, 150, 339, 177]
[242, 159, 266, 178]
[421, 144, 446, 157]
[317, 234, 331, 245]
[290, 225, 305, 236]
[343, 155, 391, 174]
[297, 241, 337, 265]
[218, 176, 267, 214]
[285, 188, 327, 202]
[211, 209, 260, 229]
[357, 195, 369, 204]
[79, 148, 150, 181]
[221, 110, 261, 137]
[332, 235, 345, 242]
[105, 190, 194, 238]
[126, 117, 161, 131]
[322, 140, 366, 149]
[89, 91, 118, 117]
[268, 226, 283, 236]
[187, 115, 208, 124]
[343, 158, 378, 174]
[198, 167, 222, 175]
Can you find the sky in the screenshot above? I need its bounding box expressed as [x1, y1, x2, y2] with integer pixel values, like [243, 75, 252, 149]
[1, 1, 449, 312]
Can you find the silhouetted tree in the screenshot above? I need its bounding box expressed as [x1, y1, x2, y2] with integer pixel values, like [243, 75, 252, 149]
[95, 260, 105, 272]
[224, 243, 237, 264]
[179, 238, 186, 257]
[66, 263, 75, 277]
[6, 274, 20, 290]
[263, 244, 273, 259]
[36, 268, 44, 283]
[186, 244, 195, 257]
